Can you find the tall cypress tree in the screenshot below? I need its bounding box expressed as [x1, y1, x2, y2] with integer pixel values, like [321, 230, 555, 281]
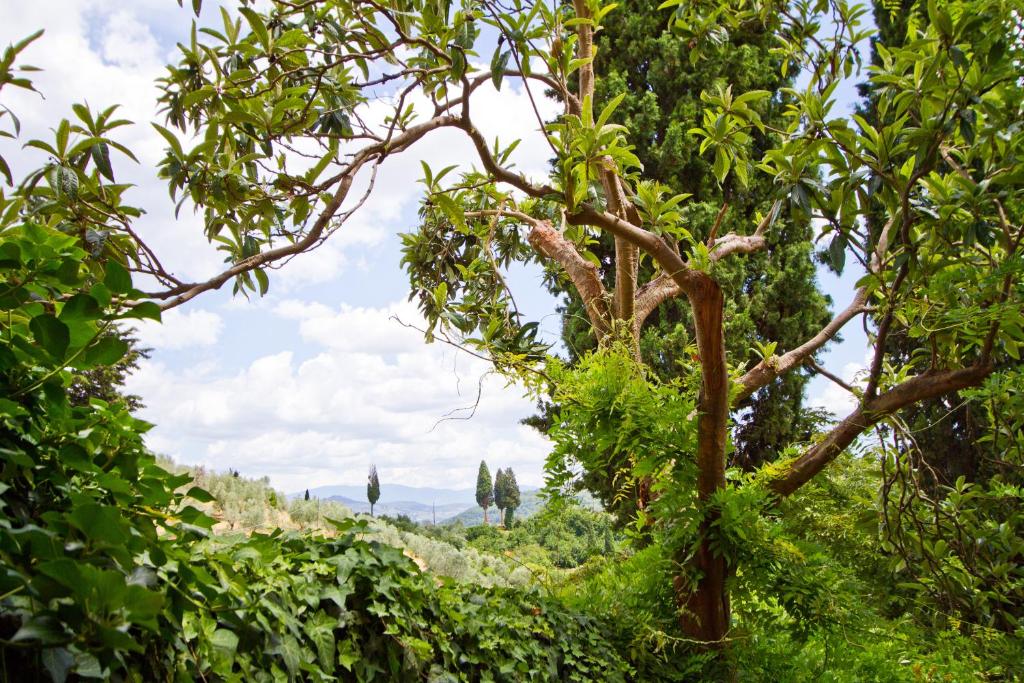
[493, 468, 508, 527]
[475, 460, 493, 524]
[503, 470, 521, 527]
[366, 465, 380, 517]
[548, 1, 832, 472]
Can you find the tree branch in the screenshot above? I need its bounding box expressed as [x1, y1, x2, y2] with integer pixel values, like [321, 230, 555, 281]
[771, 364, 993, 496]
[526, 220, 611, 338]
[734, 288, 868, 404]
[148, 115, 461, 309]
[633, 272, 682, 334]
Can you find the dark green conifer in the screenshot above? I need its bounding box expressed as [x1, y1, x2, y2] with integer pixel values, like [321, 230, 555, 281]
[476, 460, 493, 524]
[367, 465, 380, 516]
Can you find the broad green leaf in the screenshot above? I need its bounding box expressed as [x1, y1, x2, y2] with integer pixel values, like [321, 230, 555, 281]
[30, 314, 70, 359]
[83, 336, 128, 367]
[103, 261, 131, 294]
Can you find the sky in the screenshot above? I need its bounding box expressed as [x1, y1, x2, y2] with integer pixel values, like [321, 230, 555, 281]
[2, 2, 871, 494]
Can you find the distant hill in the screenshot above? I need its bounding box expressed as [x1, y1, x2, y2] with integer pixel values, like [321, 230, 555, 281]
[443, 489, 545, 526]
[297, 484, 476, 507]
[324, 495, 467, 523]
[443, 489, 601, 527]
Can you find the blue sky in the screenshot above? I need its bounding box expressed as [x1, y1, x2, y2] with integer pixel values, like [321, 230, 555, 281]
[2, 1, 872, 493]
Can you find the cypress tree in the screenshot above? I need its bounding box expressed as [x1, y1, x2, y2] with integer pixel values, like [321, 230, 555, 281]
[304, 489, 310, 501]
[493, 468, 507, 527]
[475, 460, 493, 524]
[503, 470, 521, 527]
[367, 465, 380, 517]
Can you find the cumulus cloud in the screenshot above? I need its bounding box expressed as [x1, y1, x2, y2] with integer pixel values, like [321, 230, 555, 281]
[132, 309, 224, 351]
[125, 302, 551, 493]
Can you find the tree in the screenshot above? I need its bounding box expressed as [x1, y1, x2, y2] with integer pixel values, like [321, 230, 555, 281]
[549, 0, 831, 477]
[475, 460, 493, 524]
[503, 469, 521, 527]
[493, 468, 508, 527]
[367, 465, 380, 517]
[66, 332, 150, 412]
[113, 0, 1020, 654]
[304, 489, 310, 501]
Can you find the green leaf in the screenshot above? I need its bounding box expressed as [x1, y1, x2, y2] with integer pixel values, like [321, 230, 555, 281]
[596, 93, 626, 130]
[91, 142, 114, 181]
[490, 49, 511, 91]
[211, 628, 239, 656]
[53, 166, 78, 200]
[30, 314, 70, 359]
[712, 148, 730, 184]
[103, 261, 131, 294]
[59, 293, 101, 323]
[829, 233, 846, 274]
[254, 268, 270, 296]
[42, 648, 75, 683]
[11, 616, 66, 646]
[120, 301, 161, 321]
[67, 503, 129, 546]
[151, 123, 184, 159]
[83, 336, 128, 367]
[185, 486, 215, 503]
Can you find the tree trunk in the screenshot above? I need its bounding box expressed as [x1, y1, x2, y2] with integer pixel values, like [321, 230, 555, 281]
[679, 277, 731, 646]
[483, 506, 488, 525]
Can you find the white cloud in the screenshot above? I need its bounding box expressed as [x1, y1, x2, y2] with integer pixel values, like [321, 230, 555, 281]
[124, 302, 550, 493]
[807, 360, 868, 418]
[133, 309, 223, 350]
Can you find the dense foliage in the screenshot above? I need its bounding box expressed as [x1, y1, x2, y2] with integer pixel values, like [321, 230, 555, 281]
[549, 0, 832, 475]
[2, 0, 1023, 678]
[0, 52, 632, 680]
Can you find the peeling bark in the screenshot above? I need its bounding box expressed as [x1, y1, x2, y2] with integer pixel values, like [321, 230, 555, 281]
[527, 221, 612, 339]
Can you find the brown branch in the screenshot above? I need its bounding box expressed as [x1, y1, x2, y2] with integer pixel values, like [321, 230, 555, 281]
[734, 288, 869, 403]
[634, 272, 682, 333]
[526, 220, 611, 338]
[567, 204, 705, 298]
[599, 161, 640, 323]
[771, 364, 993, 496]
[706, 203, 729, 246]
[453, 118, 554, 199]
[709, 233, 768, 262]
[571, 0, 595, 103]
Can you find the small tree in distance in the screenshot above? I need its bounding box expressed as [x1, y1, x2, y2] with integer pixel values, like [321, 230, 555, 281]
[475, 460, 493, 525]
[367, 465, 380, 517]
[304, 489, 310, 501]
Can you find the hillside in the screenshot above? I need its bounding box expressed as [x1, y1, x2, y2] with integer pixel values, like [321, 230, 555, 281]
[298, 483, 477, 506]
[444, 489, 602, 526]
[324, 495, 467, 523]
[443, 488, 545, 526]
